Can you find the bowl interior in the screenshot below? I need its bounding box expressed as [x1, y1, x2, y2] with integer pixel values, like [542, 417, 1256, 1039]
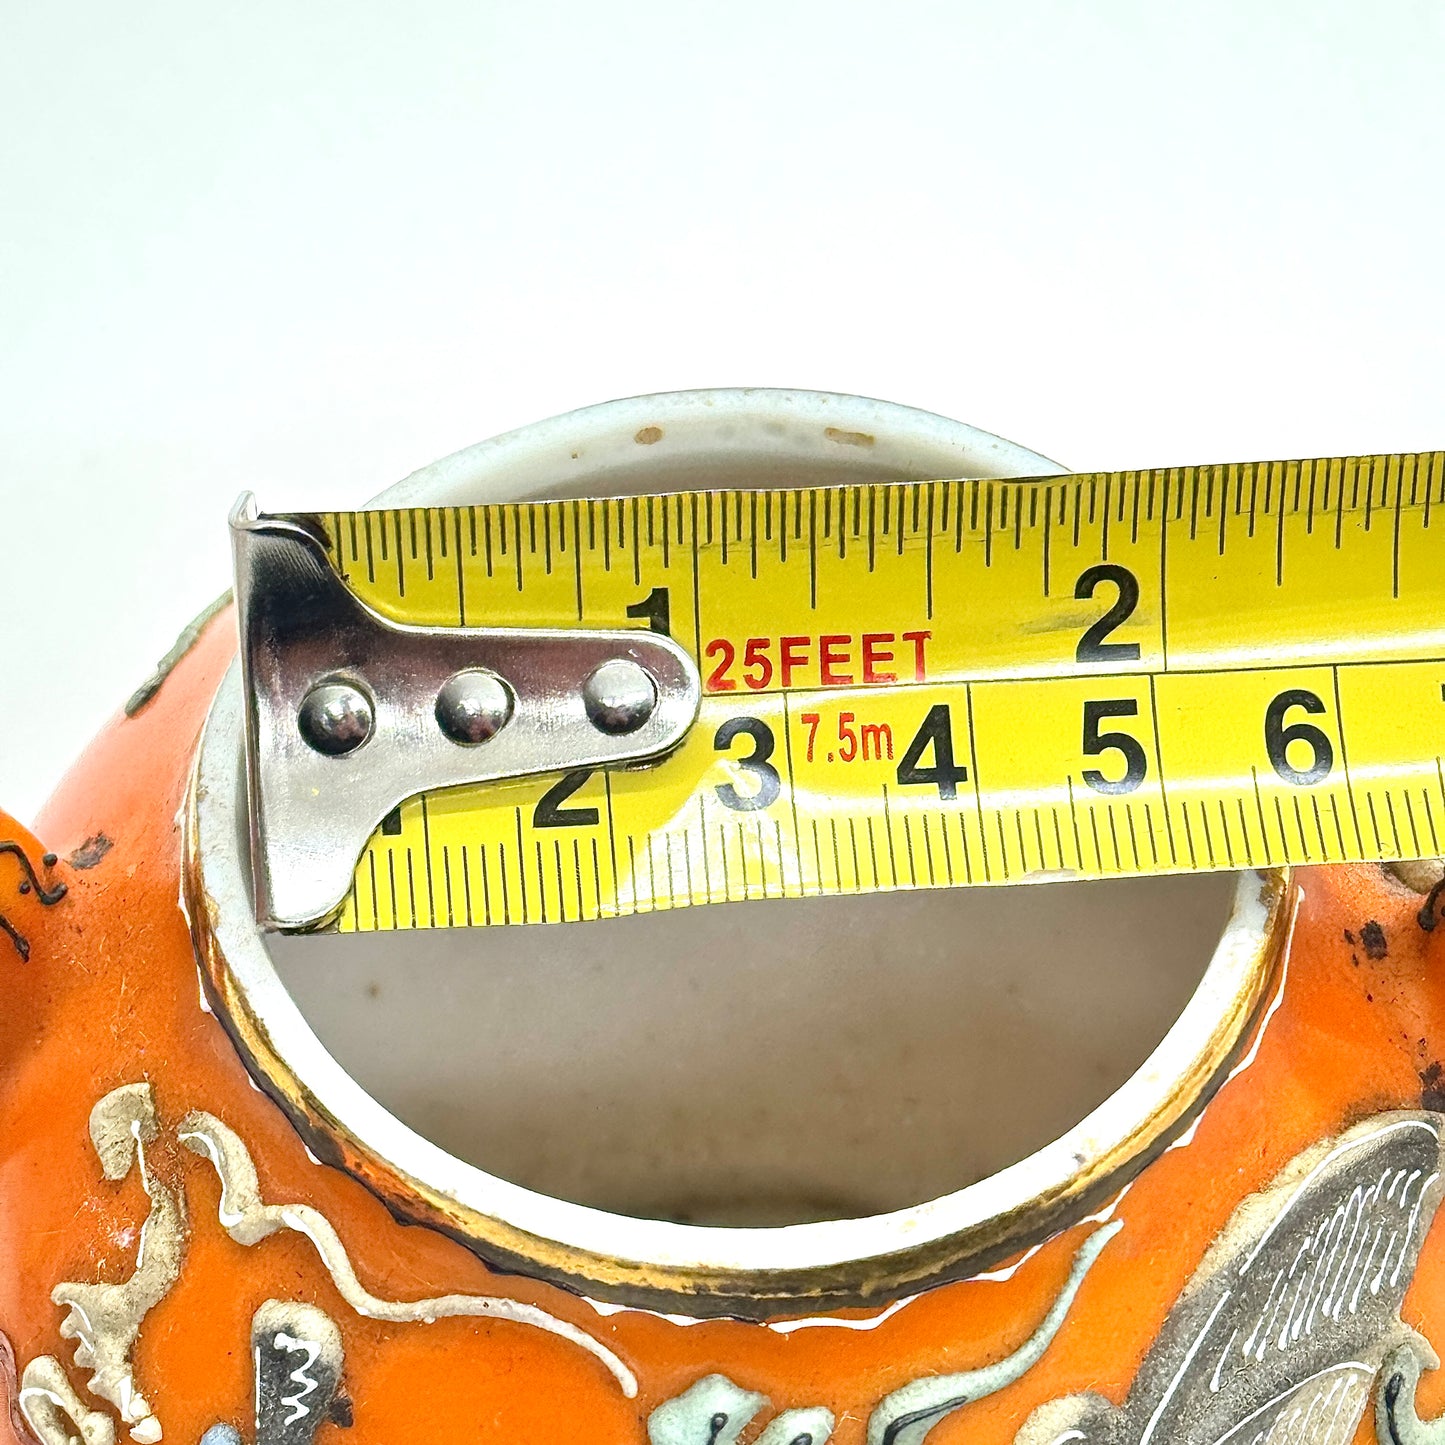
[273, 876, 1234, 1224]
[266, 390, 1244, 1228]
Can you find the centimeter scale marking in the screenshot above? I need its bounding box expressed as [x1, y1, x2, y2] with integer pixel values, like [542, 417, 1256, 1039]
[315, 452, 1445, 932]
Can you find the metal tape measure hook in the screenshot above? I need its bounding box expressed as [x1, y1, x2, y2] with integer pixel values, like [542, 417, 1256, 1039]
[230, 494, 701, 930]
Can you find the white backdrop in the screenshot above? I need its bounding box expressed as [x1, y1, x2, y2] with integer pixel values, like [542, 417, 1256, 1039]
[3, 1, 1443, 824]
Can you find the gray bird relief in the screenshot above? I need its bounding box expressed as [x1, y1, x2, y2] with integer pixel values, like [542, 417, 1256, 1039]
[1015, 1111, 1445, 1445]
[21, 1096, 1445, 1444]
[652, 1113, 1445, 1445]
[647, 1221, 1119, 1445]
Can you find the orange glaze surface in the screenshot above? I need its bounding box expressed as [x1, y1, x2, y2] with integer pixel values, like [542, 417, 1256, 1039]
[1, 605, 1443, 1444]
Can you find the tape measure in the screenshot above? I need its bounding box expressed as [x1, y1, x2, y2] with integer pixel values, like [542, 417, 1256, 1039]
[238, 452, 1445, 933]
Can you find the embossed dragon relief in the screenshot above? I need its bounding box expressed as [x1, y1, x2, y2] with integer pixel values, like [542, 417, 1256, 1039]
[14, 1089, 1445, 1445]
[14, 1083, 635, 1445]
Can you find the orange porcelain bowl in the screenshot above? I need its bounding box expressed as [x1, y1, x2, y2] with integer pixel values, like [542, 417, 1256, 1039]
[3, 389, 1445, 1445]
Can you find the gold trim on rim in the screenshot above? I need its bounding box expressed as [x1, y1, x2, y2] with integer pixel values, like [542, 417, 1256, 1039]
[185, 713, 1292, 1318]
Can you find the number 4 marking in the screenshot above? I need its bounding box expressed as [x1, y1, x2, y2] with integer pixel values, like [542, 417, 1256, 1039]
[895, 704, 969, 800]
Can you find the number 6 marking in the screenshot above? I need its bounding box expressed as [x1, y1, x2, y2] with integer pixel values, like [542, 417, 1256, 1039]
[1264, 689, 1334, 786]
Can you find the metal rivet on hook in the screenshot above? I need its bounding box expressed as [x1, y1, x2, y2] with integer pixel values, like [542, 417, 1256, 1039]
[582, 658, 658, 735]
[435, 669, 514, 746]
[297, 679, 375, 756]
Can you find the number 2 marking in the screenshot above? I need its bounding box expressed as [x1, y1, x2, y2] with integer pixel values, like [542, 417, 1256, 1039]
[1075, 563, 1141, 664]
[705, 638, 737, 692]
[533, 769, 600, 827]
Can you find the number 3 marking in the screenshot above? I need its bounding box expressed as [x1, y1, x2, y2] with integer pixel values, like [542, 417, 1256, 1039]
[714, 717, 781, 810]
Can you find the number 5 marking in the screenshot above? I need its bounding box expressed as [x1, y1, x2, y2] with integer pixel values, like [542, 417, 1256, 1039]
[1081, 699, 1147, 794]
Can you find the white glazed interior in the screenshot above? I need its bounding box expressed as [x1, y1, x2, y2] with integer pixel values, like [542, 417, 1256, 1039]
[195, 389, 1271, 1287]
[274, 881, 1237, 1225]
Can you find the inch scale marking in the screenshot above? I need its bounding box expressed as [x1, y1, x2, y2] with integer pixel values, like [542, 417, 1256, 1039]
[304, 452, 1444, 932]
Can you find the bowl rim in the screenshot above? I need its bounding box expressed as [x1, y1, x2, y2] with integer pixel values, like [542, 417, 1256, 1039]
[186, 387, 1293, 1317]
